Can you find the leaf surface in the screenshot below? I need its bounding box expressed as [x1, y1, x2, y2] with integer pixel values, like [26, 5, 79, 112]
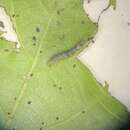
[0, 0, 129, 130]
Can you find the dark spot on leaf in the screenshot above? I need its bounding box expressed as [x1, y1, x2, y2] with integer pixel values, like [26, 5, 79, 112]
[33, 43, 36, 46]
[82, 110, 86, 114]
[12, 14, 15, 17]
[27, 101, 32, 104]
[42, 122, 44, 125]
[57, 10, 60, 15]
[59, 34, 65, 40]
[14, 97, 17, 101]
[53, 84, 57, 87]
[56, 117, 59, 120]
[30, 73, 33, 77]
[39, 128, 42, 130]
[36, 27, 40, 33]
[32, 36, 37, 41]
[12, 14, 19, 17]
[73, 64, 76, 68]
[81, 20, 85, 24]
[56, 8, 65, 15]
[8, 112, 11, 115]
[40, 50, 43, 53]
[59, 87, 62, 90]
[4, 49, 9, 52]
[12, 128, 15, 130]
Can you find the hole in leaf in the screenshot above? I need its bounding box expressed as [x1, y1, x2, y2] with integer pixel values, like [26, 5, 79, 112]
[0, 7, 21, 49]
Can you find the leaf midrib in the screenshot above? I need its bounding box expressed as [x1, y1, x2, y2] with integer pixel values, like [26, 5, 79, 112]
[5, 1, 56, 128]
[3, 1, 124, 129]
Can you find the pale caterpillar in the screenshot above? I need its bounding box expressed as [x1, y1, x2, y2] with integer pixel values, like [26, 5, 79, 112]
[47, 37, 94, 65]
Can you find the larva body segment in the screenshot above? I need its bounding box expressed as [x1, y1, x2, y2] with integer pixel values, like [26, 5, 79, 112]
[48, 37, 94, 65]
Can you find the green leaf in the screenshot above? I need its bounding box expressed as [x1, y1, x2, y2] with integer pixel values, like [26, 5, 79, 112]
[0, 0, 129, 130]
[109, 0, 117, 9]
